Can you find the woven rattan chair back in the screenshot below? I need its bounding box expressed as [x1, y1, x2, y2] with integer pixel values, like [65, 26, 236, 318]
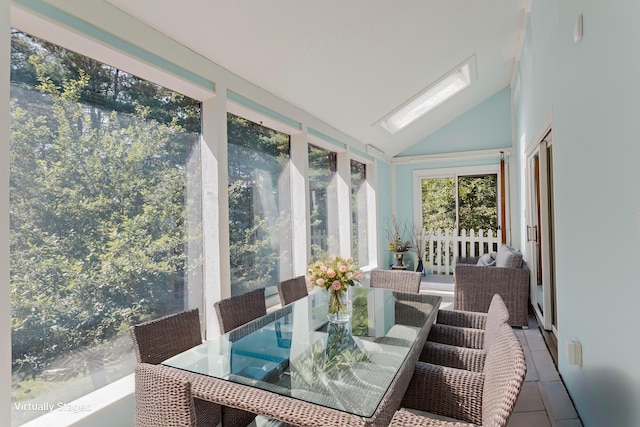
[483, 294, 510, 352]
[277, 275, 308, 306]
[130, 310, 227, 427]
[481, 321, 527, 426]
[370, 269, 422, 293]
[214, 288, 267, 334]
[130, 309, 202, 365]
[135, 363, 196, 427]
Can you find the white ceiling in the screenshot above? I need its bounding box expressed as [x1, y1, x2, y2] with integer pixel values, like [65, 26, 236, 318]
[105, 0, 527, 158]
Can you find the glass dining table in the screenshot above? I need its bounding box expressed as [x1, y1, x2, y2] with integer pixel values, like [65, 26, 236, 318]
[162, 287, 441, 426]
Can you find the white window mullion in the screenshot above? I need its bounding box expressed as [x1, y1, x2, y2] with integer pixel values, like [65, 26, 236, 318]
[336, 151, 352, 257]
[365, 160, 378, 269]
[290, 130, 309, 276]
[201, 92, 230, 339]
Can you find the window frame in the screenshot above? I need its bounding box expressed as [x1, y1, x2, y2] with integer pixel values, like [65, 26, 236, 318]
[8, 12, 215, 427]
[349, 152, 377, 270]
[412, 164, 502, 235]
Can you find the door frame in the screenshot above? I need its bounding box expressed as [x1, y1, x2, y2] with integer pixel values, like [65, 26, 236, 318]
[524, 116, 557, 334]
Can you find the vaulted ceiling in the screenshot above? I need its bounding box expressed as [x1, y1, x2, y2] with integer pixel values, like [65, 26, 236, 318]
[105, 0, 527, 158]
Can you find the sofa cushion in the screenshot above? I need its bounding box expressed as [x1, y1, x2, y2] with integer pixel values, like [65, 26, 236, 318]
[477, 252, 496, 266]
[495, 244, 523, 268]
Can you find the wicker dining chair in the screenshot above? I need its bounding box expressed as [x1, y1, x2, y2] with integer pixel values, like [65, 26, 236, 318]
[426, 294, 510, 350]
[214, 287, 267, 334]
[369, 269, 422, 293]
[392, 321, 527, 427]
[420, 294, 510, 373]
[276, 275, 308, 306]
[135, 363, 196, 427]
[129, 309, 222, 427]
[212, 289, 271, 426]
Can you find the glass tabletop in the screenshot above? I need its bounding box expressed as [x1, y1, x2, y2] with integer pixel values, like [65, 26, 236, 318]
[163, 287, 440, 418]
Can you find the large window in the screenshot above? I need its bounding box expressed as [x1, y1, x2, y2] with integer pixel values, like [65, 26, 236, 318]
[420, 173, 498, 232]
[10, 30, 202, 425]
[416, 167, 499, 267]
[308, 144, 338, 261]
[227, 113, 292, 296]
[350, 159, 369, 264]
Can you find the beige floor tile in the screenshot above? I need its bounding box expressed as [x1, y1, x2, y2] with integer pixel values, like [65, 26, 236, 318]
[553, 419, 583, 427]
[514, 382, 545, 413]
[531, 350, 560, 382]
[522, 345, 539, 382]
[524, 328, 548, 351]
[508, 411, 552, 427]
[514, 328, 527, 347]
[540, 381, 578, 421]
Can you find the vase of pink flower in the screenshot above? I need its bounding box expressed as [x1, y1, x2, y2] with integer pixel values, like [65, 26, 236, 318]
[308, 256, 363, 323]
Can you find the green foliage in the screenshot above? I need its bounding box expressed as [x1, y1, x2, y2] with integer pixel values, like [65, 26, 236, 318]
[421, 177, 457, 230]
[10, 30, 201, 133]
[308, 145, 337, 261]
[421, 175, 497, 231]
[10, 31, 200, 375]
[350, 160, 367, 264]
[226, 113, 291, 295]
[458, 175, 498, 231]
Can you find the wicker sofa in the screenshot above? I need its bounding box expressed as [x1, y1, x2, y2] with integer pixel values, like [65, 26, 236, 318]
[453, 245, 530, 328]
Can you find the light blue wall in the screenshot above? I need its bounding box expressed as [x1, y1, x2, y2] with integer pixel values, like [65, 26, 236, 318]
[375, 158, 393, 268]
[513, 1, 640, 426]
[392, 86, 512, 259]
[399, 87, 512, 157]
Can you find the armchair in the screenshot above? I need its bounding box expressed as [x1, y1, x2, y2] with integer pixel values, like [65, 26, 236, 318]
[454, 254, 530, 327]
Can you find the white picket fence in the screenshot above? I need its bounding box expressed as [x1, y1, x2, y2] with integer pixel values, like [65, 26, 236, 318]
[422, 228, 502, 275]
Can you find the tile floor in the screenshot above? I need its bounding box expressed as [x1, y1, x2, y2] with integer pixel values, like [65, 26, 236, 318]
[508, 315, 583, 427]
[419, 276, 583, 427]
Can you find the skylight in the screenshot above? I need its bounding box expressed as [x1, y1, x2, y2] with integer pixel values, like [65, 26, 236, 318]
[380, 58, 475, 134]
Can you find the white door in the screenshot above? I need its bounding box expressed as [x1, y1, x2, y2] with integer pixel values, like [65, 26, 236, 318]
[526, 130, 557, 333]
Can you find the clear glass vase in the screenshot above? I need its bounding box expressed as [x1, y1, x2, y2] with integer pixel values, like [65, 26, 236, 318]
[327, 287, 350, 323]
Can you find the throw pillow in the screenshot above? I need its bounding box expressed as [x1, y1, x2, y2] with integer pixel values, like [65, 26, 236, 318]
[495, 244, 523, 268]
[477, 253, 496, 266]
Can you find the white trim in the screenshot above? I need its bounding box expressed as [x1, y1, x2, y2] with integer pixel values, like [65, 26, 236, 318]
[336, 151, 352, 257]
[525, 109, 554, 157]
[227, 99, 303, 137]
[349, 150, 374, 166]
[19, 374, 134, 427]
[509, 0, 532, 87]
[201, 93, 230, 338]
[1, 1, 11, 425]
[364, 160, 379, 270]
[392, 148, 511, 165]
[290, 130, 311, 276]
[365, 144, 391, 163]
[308, 133, 347, 153]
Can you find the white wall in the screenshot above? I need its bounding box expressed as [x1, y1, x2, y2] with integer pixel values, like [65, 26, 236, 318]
[513, 1, 640, 425]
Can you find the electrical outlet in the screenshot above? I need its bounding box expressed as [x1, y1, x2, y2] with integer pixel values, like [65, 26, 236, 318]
[565, 340, 582, 366]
